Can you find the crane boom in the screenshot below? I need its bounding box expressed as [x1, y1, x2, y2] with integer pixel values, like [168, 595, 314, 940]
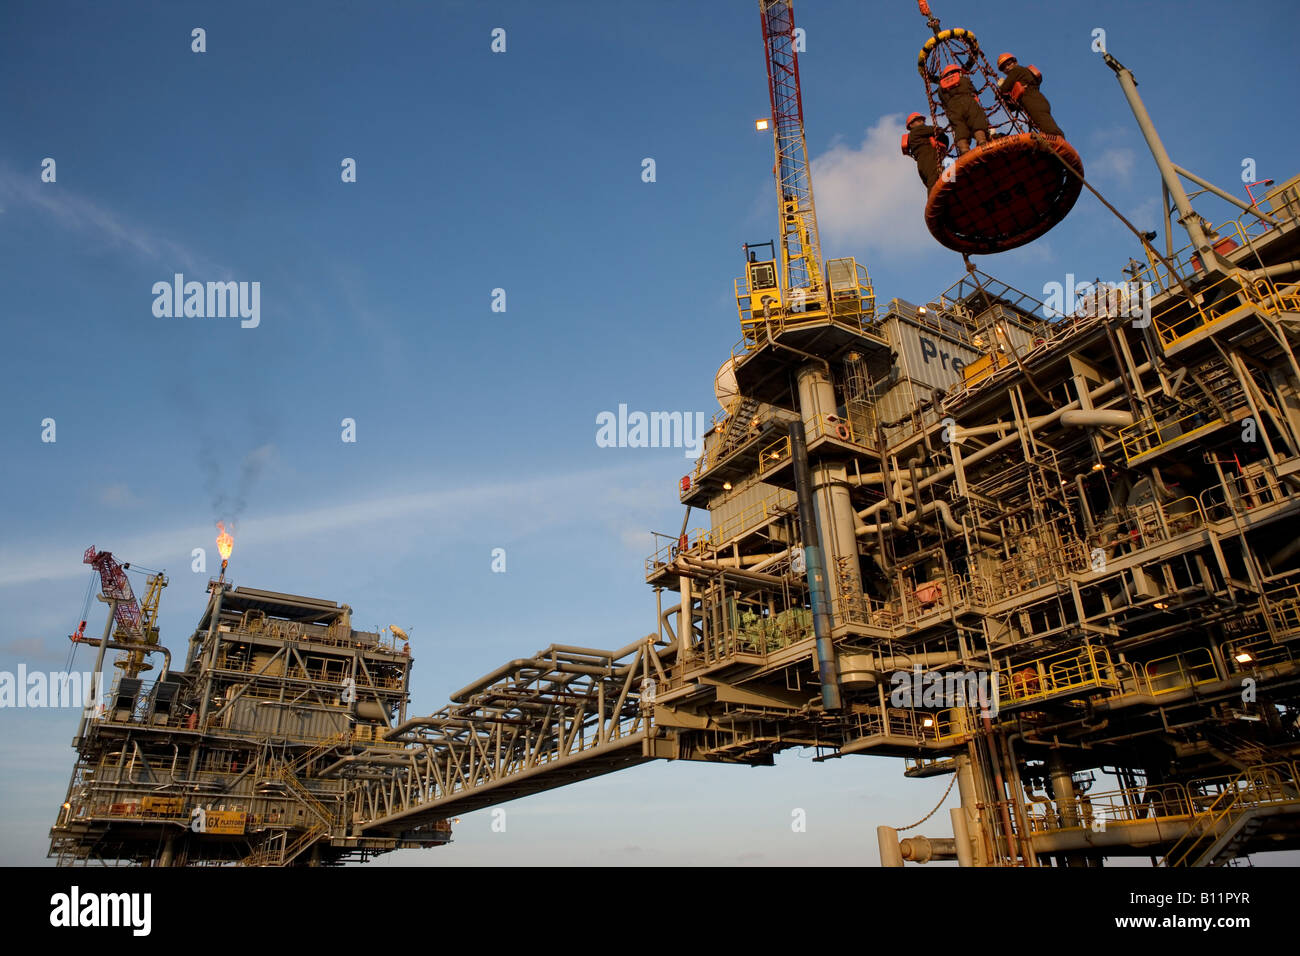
[760, 0, 823, 305]
[83, 546, 144, 641]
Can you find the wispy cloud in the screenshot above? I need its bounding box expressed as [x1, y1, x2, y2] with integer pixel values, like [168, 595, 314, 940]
[0, 165, 225, 274]
[0, 465, 652, 588]
[1090, 147, 1136, 186]
[811, 114, 934, 255]
[97, 483, 142, 509]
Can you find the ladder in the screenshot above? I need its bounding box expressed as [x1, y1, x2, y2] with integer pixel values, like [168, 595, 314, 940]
[719, 397, 763, 457]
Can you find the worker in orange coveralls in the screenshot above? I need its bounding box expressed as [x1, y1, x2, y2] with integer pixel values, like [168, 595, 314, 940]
[935, 63, 989, 154]
[900, 112, 950, 190]
[997, 53, 1064, 137]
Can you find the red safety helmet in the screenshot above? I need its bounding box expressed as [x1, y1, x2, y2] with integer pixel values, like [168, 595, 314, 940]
[997, 52, 1017, 70]
[906, 111, 926, 127]
[941, 63, 962, 76]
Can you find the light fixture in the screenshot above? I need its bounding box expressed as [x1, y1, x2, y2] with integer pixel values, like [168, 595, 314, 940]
[1234, 651, 1253, 664]
[723, 481, 732, 490]
[916, 306, 928, 316]
[922, 716, 935, 728]
[1153, 601, 1169, 610]
[755, 118, 771, 131]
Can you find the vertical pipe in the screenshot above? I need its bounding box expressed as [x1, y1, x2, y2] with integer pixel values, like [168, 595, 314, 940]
[795, 362, 849, 601]
[957, 746, 991, 865]
[1002, 733, 1039, 867]
[76, 598, 117, 744]
[790, 420, 842, 711]
[1076, 475, 1095, 534]
[1104, 320, 1143, 421]
[950, 807, 974, 867]
[877, 826, 904, 867]
[196, 585, 225, 728]
[950, 430, 969, 499]
[981, 716, 1022, 865]
[1047, 750, 1080, 828]
[678, 575, 693, 662]
[814, 461, 863, 618]
[159, 834, 177, 867]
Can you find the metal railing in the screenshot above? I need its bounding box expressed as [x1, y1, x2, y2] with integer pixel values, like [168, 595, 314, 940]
[645, 491, 796, 571]
[1000, 645, 1119, 707]
[1120, 408, 1225, 463]
[1224, 633, 1299, 671]
[1023, 781, 1195, 834]
[1137, 647, 1219, 697]
[757, 434, 791, 476]
[844, 705, 968, 746]
[1199, 465, 1296, 523]
[1164, 762, 1300, 866]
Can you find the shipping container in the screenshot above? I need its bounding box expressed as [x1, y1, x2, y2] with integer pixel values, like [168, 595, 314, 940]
[881, 312, 982, 393]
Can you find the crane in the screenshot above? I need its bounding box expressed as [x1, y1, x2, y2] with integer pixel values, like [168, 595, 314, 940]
[759, 0, 823, 309]
[737, 0, 876, 354]
[81, 547, 144, 641]
[77, 547, 167, 678]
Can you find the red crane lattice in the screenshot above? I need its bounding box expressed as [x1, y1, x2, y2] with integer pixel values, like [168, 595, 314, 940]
[759, 0, 823, 299]
[83, 546, 144, 641]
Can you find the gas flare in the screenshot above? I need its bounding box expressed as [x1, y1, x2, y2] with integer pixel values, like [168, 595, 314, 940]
[216, 522, 234, 562]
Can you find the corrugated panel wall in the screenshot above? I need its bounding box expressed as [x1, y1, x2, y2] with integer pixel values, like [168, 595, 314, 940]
[883, 314, 982, 392]
[709, 481, 792, 537]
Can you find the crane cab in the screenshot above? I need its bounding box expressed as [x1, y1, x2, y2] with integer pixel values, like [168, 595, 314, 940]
[737, 242, 784, 346]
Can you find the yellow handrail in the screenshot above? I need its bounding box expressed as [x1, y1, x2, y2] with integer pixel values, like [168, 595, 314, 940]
[757, 435, 791, 476]
[1138, 647, 1219, 697]
[1000, 645, 1118, 706]
[1164, 762, 1299, 866]
[1120, 408, 1225, 463]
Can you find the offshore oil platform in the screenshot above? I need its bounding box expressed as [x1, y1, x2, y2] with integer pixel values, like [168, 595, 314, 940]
[50, 1, 1300, 866]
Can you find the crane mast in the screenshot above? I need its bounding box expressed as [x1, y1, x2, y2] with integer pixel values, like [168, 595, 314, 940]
[760, 0, 824, 308]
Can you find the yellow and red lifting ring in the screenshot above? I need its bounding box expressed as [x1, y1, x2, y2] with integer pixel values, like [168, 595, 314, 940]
[917, 27, 978, 73]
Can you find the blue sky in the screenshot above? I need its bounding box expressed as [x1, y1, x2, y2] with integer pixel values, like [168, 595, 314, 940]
[2, 0, 1298, 866]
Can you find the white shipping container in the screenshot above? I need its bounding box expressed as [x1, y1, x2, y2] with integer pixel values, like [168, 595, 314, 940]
[882, 313, 982, 393]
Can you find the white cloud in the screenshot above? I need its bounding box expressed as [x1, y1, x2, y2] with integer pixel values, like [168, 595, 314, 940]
[1090, 147, 1136, 185]
[811, 114, 934, 255]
